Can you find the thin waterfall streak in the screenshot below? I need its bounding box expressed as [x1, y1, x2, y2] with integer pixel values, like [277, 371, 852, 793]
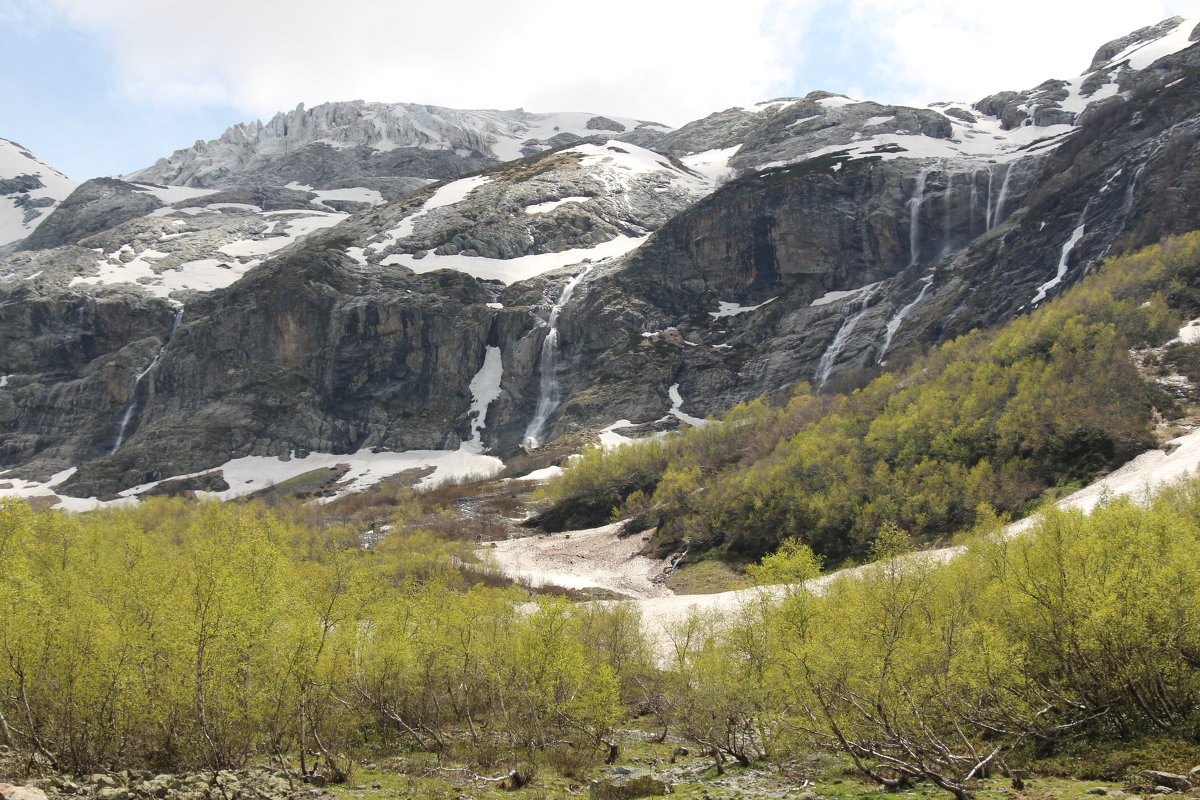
[522, 266, 592, 449]
[877, 276, 933, 364]
[994, 162, 1014, 227]
[985, 165, 995, 230]
[909, 167, 932, 266]
[111, 306, 183, 454]
[815, 288, 878, 388]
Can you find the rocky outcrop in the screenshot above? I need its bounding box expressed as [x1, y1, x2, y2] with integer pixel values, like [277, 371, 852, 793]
[19, 179, 165, 251]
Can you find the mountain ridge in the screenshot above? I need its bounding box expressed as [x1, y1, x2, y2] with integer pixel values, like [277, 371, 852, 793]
[3, 9, 1200, 503]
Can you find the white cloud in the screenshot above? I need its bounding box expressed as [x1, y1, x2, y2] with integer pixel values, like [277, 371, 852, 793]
[44, 0, 816, 126]
[837, 0, 1200, 104]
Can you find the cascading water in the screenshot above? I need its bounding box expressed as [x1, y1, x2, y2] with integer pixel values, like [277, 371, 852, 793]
[522, 265, 592, 449]
[877, 274, 934, 363]
[941, 167, 954, 257]
[969, 173, 979, 236]
[908, 167, 933, 265]
[985, 165, 995, 230]
[993, 162, 1015, 227]
[110, 304, 184, 454]
[815, 287, 878, 388]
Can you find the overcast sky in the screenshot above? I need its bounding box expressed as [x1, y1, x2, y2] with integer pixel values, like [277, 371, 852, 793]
[1, 0, 1196, 180]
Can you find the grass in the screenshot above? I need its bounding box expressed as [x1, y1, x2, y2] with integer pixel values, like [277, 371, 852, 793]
[321, 731, 1156, 800]
[665, 559, 746, 595]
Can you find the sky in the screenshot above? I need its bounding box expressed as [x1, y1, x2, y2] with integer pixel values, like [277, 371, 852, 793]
[1, 0, 1196, 180]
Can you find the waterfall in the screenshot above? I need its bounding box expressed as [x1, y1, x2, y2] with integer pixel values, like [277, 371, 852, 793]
[969, 173, 979, 237]
[1120, 160, 1148, 220]
[993, 162, 1015, 227]
[522, 265, 592, 449]
[942, 167, 954, 257]
[985, 165, 995, 230]
[877, 274, 933, 364]
[909, 167, 933, 265]
[111, 305, 184, 454]
[815, 288, 878, 388]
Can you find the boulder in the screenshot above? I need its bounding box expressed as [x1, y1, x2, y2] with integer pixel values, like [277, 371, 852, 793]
[589, 767, 670, 799]
[1142, 772, 1192, 793]
[0, 786, 48, 800]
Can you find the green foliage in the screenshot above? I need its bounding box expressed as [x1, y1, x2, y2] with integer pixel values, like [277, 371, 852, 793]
[0, 498, 626, 774]
[664, 473, 1200, 798]
[542, 232, 1200, 564]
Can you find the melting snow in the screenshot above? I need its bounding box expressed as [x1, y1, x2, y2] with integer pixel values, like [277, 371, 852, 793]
[524, 197, 590, 214]
[708, 297, 777, 319]
[463, 346, 503, 453]
[130, 183, 219, 204]
[380, 234, 648, 285]
[668, 384, 708, 428]
[570, 141, 679, 176]
[810, 282, 880, 306]
[285, 182, 384, 208]
[1031, 223, 1086, 305]
[597, 420, 637, 449]
[680, 145, 741, 184]
[369, 174, 491, 252]
[1173, 319, 1200, 344]
[816, 95, 860, 108]
[0, 138, 77, 247]
[634, 427, 1200, 649]
[513, 465, 565, 481]
[0, 447, 506, 512]
[69, 210, 348, 298]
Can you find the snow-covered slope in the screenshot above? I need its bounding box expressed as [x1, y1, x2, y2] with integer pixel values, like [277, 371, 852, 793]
[0, 138, 76, 249]
[351, 139, 717, 285]
[125, 101, 671, 189]
[656, 8, 1200, 179]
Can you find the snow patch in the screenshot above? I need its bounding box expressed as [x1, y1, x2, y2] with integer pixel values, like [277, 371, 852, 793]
[523, 197, 590, 214]
[512, 465, 565, 482]
[680, 145, 741, 184]
[463, 346, 502, 453]
[1031, 223, 1086, 305]
[597, 420, 637, 449]
[668, 384, 708, 428]
[810, 283, 880, 306]
[369, 174, 491, 252]
[380, 234, 647, 285]
[709, 297, 777, 319]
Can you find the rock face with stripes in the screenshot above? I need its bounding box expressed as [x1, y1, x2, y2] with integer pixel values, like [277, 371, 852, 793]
[5, 12, 1200, 498]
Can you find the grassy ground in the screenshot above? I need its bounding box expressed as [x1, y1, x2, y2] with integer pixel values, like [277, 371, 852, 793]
[325, 732, 1158, 800]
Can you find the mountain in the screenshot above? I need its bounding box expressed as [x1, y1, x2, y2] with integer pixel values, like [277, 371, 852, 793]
[3, 10, 1200, 504]
[125, 101, 670, 195]
[0, 138, 76, 251]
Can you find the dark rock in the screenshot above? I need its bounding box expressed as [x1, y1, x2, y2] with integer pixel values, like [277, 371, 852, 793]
[1142, 772, 1191, 793]
[587, 116, 627, 132]
[20, 179, 164, 250]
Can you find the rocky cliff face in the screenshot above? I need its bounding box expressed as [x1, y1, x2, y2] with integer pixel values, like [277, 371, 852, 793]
[5, 12, 1200, 502]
